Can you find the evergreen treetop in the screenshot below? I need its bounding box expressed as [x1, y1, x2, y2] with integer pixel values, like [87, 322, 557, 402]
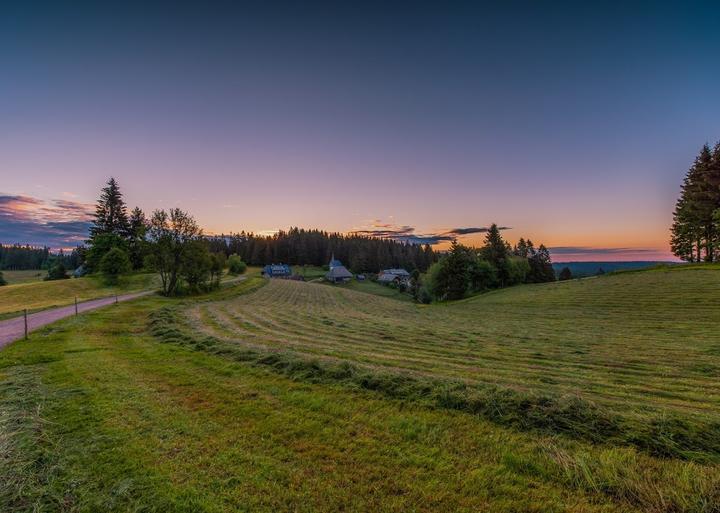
[90, 177, 130, 240]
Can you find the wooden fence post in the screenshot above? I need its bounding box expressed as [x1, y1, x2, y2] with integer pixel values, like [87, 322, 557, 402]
[24, 309, 28, 340]
[75, 297, 78, 316]
[115, 294, 118, 305]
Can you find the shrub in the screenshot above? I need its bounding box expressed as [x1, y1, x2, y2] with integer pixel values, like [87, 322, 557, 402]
[45, 262, 69, 281]
[85, 233, 128, 273]
[0, 271, 6, 286]
[505, 256, 531, 286]
[469, 259, 498, 291]
[180, 240, 212, 293]
[227, 254, 247, 275]
[99, 247, 131, 285]
[209, 253, 226, 287]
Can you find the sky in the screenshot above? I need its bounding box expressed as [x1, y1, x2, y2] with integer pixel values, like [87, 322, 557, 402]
[2, 1, 719, 260]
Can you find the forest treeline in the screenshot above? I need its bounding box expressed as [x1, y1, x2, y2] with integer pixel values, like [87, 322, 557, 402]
[671, 142, 720, 262]
[206, 229, 437, 272]
[0, 244, 82, 271]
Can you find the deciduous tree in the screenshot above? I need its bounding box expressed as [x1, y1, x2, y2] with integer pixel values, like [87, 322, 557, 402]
[146, 208, 202, 296]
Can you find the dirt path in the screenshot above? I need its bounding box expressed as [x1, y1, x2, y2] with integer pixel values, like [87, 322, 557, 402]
[0, 291, 153, 349]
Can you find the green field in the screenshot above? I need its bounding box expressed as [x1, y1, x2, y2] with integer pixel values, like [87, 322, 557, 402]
[2, 269, 720, 512]
[0, 273, 160, 319]
[320, 278, 413, 301]
[0, 270, 46, 285]
[190, 271, 720, 422]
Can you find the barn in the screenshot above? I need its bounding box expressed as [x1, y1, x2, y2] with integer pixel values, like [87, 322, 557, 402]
[325, 255, 353, 283]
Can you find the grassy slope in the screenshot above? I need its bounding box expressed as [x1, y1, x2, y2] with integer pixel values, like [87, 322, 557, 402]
[0, 273, 160, 319]
[1, 270, 46, 285]
[320, 278, 413, 301]
[0, 287, 643, 513]
[190, 269, 720, 424]
[2, 272, 720, 512]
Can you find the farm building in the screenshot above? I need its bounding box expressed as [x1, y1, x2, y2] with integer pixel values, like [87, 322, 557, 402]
[325, 255, 353, 283]
[262, 264, 292, 278]
[378, 268, 411, 285]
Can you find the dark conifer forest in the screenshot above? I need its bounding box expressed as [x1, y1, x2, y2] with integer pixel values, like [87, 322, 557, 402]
[671, 142, 720, 262]
[206, 229, 438, 273]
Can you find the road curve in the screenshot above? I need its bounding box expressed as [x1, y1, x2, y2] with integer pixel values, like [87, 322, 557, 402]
[0, 291, 153, 349]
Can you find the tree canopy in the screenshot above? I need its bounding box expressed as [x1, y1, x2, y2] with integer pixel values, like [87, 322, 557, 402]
[206, 228, 437, 273]
[425, 226, 555, 301]
[90, 177, 130, 240]
[671, 143, 720, 262]
[86, 178, 148, 271]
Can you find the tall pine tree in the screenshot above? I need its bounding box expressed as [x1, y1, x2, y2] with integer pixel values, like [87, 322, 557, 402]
[671, 145, 716, 262]
[90, 178, 130, 239]
[481, 223, 509, 286]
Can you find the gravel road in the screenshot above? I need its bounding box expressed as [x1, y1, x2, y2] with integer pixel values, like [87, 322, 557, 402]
[0, 291, 153, 349]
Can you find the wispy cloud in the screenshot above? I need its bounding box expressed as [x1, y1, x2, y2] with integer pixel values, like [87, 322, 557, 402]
[351, 220, 510, 245]
[0, 194, 94, 249]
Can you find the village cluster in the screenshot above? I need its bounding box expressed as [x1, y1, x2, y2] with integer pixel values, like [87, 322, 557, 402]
[261, 255, 412, 287]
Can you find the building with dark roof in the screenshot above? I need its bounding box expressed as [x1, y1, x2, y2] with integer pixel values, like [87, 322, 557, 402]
[262, 264, 292, 278]
[325, 254, 353, 283]
[378, 268, 411, 285]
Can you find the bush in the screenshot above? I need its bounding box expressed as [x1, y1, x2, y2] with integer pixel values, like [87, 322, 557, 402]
[209, 253, 226, 287]
[505, 256, 531, 286]
[417, 285, 432, 304]
[0, 271, 6, 286]
[45, 262, 69, 281]
[469, 259, 498, 291]
[99, 247, 131, 285]
[180, 240, 212, 293]
[227, 254, 247, 275]
[85, 233, 127, 273]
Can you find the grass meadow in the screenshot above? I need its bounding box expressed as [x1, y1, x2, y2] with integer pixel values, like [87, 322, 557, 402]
[1, 268, 720, 512]
[0, 272, 160, 320]
[189, 270, 720, 423]
[1, 269, 46, 285]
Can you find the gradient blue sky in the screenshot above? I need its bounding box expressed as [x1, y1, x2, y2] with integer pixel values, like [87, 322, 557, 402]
[2, 1, 719, 259]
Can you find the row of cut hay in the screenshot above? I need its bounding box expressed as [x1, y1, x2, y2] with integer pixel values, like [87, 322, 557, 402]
[150, 305, 720, 465]
[189, 280, 720, 417]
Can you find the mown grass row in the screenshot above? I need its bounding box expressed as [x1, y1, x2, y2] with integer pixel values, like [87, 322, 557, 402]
[188, 274, 720, 421]
[151, 305, 720, 463]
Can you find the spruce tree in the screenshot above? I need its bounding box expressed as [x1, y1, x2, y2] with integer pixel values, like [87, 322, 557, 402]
[90, 178, 130, 239]
[558, 267, 572, 281]
[671, 145, 714, 261]
[481, 223, 509, 286]
[514, 238, 528, 257]
[707, 143, 720, 260]
[692, 145, 717, 261]
[527, 244, 556, 282]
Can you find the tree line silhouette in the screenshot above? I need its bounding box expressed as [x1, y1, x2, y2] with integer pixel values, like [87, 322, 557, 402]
[206, 229, 438, 273]
[0, 244, 82, 271]
[671, 142, 720, 262]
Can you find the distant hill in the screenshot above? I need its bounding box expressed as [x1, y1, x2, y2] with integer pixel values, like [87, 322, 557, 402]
[551, 261, 677, 278]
